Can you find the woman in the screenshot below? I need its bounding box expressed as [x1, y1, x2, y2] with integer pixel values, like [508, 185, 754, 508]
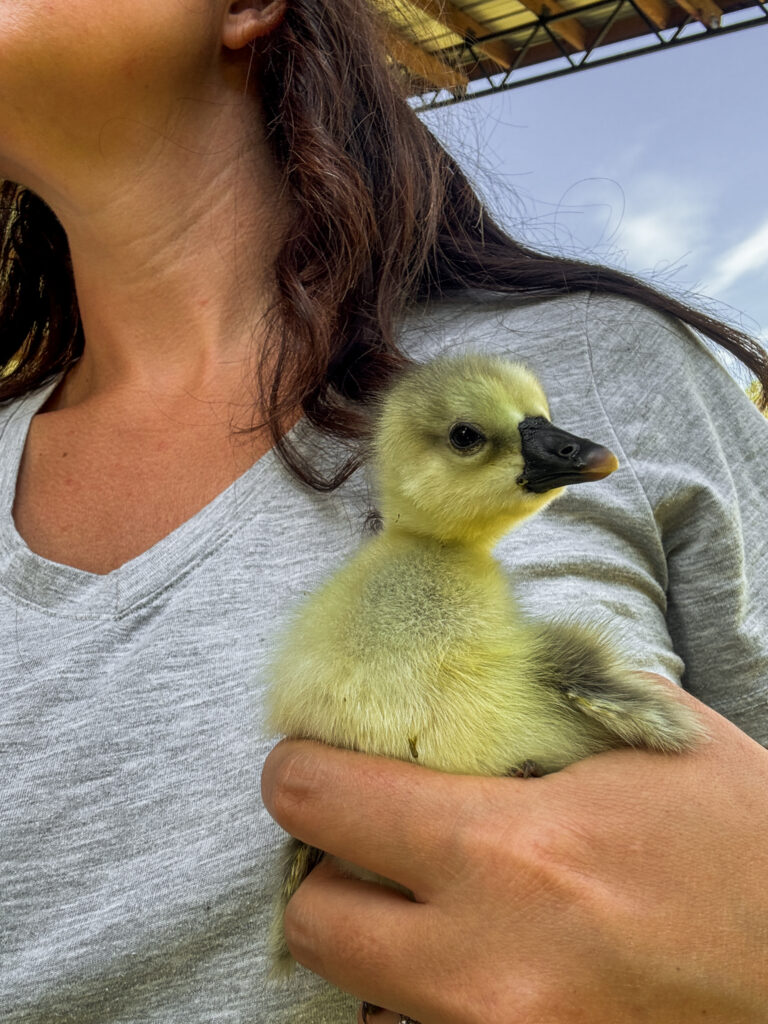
[1, 2, 766, 1022]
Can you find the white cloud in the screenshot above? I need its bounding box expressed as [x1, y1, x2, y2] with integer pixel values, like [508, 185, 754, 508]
[610, 174, 712, 278]
[510, 172, 714, 286]
[703, 218, 768, 295]
[500, 173, 712, 280]
[618, 209, 698, 271]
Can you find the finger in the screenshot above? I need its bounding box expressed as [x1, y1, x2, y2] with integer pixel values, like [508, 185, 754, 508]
[283, 855, 429, 1016]
[261, 739, 530, 895]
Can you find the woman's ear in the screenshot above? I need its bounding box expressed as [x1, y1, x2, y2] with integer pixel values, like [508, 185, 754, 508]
[223, 0, 287, 51]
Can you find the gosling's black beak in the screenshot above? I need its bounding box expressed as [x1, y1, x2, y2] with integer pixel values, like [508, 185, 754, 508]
[517, 416, 619, 494]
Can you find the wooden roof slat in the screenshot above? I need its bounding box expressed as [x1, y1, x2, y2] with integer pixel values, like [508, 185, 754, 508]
[415, 4, 691, 81]
[378, 0, 766, 101]
[383, 23, 470, 88]
[514, 0, 589, 50]
[406, 0, 521, 68]
[630, 0, 672, 29]
[671, 0, 724, 27]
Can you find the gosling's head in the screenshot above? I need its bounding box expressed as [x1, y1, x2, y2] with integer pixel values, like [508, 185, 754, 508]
[371, 354, 618, 548]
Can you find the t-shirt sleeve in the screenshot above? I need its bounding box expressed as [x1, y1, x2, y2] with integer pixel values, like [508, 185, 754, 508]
[582, 293, 768, 743]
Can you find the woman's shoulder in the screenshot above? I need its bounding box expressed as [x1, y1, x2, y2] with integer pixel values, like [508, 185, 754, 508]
[399, 289, 699, 363]
[398, 288, 591, 360]
[399, 289, 757, 415]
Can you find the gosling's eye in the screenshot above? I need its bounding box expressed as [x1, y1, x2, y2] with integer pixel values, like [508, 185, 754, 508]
[449, 422, 486, 454]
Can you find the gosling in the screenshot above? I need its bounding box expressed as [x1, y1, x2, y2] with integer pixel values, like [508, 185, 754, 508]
[265, 353, 701, 976]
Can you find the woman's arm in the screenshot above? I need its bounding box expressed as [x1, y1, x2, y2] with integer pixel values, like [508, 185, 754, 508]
[262, 679, 768, 1023]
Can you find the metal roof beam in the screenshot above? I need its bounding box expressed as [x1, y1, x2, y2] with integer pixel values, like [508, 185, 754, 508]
[411, 9, 768, 108]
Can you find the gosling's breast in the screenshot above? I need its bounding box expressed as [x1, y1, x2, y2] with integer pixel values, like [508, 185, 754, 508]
[333, 537, 513, 659]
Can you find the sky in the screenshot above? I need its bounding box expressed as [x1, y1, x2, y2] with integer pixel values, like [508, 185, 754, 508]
[418, 22, 768, 383]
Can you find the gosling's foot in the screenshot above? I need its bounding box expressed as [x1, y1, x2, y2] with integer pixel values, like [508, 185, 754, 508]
[361, 1003, 384, 1020]
[511, 759, 545, 778]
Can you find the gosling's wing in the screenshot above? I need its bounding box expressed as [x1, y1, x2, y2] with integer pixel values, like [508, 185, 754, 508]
[530, 618, 704, 752]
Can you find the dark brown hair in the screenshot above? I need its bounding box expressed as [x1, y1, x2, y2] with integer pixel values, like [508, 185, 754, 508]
[2, 0, 766, 490]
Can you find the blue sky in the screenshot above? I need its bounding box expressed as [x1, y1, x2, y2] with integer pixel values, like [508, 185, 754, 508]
[420, 24, 768, 380]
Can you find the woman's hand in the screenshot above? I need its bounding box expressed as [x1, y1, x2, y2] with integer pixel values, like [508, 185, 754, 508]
[261, 681, 768, 1023]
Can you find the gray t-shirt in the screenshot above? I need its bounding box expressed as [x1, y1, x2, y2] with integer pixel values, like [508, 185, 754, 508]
[2, 292, 767, 1023]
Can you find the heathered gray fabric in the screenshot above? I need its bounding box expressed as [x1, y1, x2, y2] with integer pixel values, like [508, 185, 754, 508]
[1, 292, 766, 1023]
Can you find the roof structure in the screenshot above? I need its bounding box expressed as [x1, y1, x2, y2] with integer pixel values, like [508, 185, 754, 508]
[374, 0, 768, 107]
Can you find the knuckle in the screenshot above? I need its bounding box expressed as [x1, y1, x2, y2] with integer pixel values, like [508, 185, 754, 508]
[436, 781, 591, 900]
[517, 815, 573, 874]
[262, 745, 325, 832]
[437, 794, 486, 877]
[282, 881, 363, 977]
[281, 886, 318, 967]
[442, 783, 511, 881]
[515, 812, 597, 900]
[459, 790, 588, 886]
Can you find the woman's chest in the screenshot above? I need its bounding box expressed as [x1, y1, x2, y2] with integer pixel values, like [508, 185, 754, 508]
[12, 413, 267, 574]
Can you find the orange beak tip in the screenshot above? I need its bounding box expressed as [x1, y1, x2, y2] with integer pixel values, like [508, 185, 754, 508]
[584, 449, 619, 481]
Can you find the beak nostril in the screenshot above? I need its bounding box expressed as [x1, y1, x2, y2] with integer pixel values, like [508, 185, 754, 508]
[558, 444, 578, 458]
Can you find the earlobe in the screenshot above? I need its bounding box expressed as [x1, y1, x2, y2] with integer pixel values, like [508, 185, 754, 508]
[223, 0, 287, 50]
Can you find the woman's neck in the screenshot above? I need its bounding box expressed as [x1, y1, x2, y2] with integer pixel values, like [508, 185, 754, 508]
[33, 90, 291, 420]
